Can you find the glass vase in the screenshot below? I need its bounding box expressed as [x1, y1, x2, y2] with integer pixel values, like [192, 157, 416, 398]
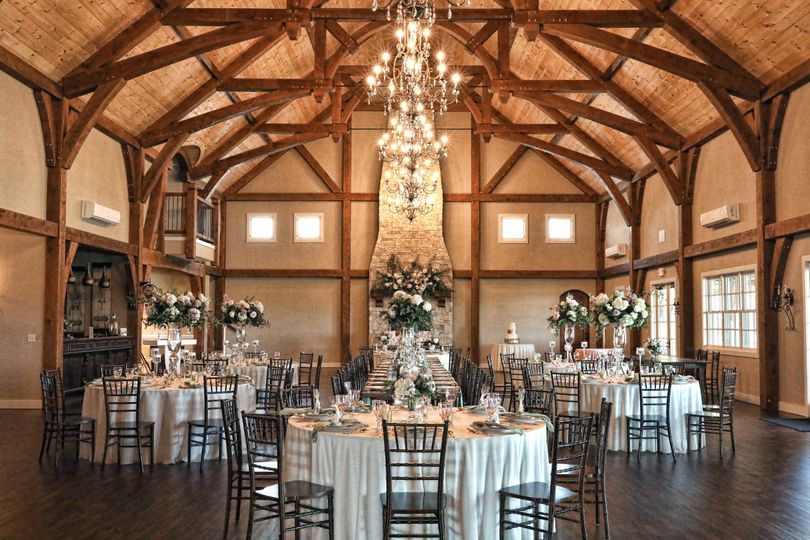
[166, 326, 182, 376]
[232, 323, 247, 363]
[563, 325, 575, 361]
[612, 324, 627, 356]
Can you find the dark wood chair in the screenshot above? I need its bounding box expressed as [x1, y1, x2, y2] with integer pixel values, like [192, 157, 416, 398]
[507, 357, 529, 412]
[499, 414, 594, 539]
[580, 357, 601, 374]
[297, 352, 315, 388]
[331, 375, 343, 398]
[522, 363, 544, 390]
[220, 398, 249, 538]
[381, 420, 450, 540]
[187, 375, 237, 471]
[687, 366, 738, 457]
[704, 351, 721, 404]
[101, 377, 154, 473]
[551, 372, 581, 419]
[499, 353, 515, 407]
[282, 386, 316, 409]
[524, 388, 553, 417]
[485, 355, 499, 394]
[314, 353, 324, 393]
[258, 364, 291, 413]
[626, 373, 676, 462]
[100, 364, 126, 377]
[242, 412, 334, 540]
[39, 369, 95, 466]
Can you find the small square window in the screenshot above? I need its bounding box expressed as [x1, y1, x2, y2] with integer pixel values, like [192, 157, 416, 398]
[498, 214, 528, 243]
[294, 213, 324, 242]
[246, 213, 277, 242]
[546, 214, 575, 243]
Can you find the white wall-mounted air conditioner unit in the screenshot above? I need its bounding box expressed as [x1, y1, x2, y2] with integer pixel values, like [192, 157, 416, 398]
[605, 243, 628, 259]
[81, 200, 120, 226]
[700, 203, 740, 228]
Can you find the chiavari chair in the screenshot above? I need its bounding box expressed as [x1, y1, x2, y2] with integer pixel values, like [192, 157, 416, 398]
[522, 363, 544, 391]
[100, 364, 126, 377]
[297, 352, 315, 388]
[499, 353, 515, 407]
[704, 351, 722, 404]
[101, 377, 154, 473]
[187, 375, 237, 471]
[39, 370, 95, 466]
[626, 373, 676, 462]
[508, 357, 529, 412]
[687, 367, 738, 457]
[551, 372, 581, 419]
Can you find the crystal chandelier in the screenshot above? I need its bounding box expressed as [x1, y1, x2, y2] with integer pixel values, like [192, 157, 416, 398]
[367, 0, 463, 221]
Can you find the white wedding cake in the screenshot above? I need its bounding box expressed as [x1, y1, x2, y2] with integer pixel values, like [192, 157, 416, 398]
[504, 322, 520, 344]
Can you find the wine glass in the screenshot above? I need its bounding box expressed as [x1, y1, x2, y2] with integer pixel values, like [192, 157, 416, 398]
[313, 389, 321, 413]
[517, 387, 526, 415]
[344, 381, 353, 395]
[330, 397, 344, 425]
[485, 394, 501, 424]
[372, 400, 386, 431]
[439, 401, 453, 423]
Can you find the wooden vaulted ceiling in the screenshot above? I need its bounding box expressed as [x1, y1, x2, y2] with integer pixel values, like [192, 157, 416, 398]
[1, 0, 808, 198]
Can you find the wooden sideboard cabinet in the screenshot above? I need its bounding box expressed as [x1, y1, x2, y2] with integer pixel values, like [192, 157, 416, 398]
[62, 336, 136, 390]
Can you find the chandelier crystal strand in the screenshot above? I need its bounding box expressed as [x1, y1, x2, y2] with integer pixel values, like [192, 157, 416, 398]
[367, 0, 464, 221]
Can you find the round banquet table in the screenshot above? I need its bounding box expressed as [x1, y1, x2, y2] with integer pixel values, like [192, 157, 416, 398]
[492, 343, 536, 369]
[554, 375, 704, 453]
[80, 378, 256, 465]
[229, 362, 299, 387]
[284, 408, 550, 540]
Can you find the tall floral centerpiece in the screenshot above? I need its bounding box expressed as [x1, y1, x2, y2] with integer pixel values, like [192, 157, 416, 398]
[141, 283, 209, 375]
[547, 294, 591, 360]
[383, 290, 433, 363]
[591, 290, 649, 353]
[219, 296, 269, 361]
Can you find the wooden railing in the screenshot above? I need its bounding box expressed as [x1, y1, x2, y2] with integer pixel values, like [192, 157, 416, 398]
[163, 193, 185, 234]
[160, 188, 218, 262]
[196, 198, 214, 243]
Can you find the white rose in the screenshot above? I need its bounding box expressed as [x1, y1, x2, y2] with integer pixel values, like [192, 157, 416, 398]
[633, 302, 643, 312]
[568, 312, 576, 320]
[227, 299, 234, 306]
[423, 302, 432, 312]
[165, 294, 177, 306]
[631, 312, 638, 319]
[229, 310, 236, 318]
[254, 301, 264, 313]
[598, 314, 609, 325]
[411, 294, 423, 305]
[238, 313, 247, 321]
[641, 310, 649, 319]
[611, 298, 623, 309]
[621, 315, 633, 326]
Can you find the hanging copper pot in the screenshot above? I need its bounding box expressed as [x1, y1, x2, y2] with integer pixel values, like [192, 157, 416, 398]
[99, 265, 111, 289]
[82, 263, 94, 286]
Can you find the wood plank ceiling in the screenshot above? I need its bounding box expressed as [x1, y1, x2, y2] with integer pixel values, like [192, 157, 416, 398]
[0, 0, 807, 196]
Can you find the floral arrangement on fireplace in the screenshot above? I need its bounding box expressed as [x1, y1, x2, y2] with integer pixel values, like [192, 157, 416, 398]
[140, 283, 209, 329]
[371, 254, 450, 299]
[219, 295, 269, 328]
[547, 294, 590, 335]
[383, 290, 433, 331]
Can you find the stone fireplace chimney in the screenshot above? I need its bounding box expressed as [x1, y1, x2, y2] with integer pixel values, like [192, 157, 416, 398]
[368, 164, 453, 345]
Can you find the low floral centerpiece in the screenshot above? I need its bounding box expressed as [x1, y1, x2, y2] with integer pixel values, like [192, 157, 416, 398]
[644, 337, 663, 358]
[591, 289, 649, 350]
[219, 295, 269, 359]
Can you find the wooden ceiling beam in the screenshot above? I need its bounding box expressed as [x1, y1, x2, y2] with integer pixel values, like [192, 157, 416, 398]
[193, 132, 328, 178]
[512, 9, 663, 28]
[541, 24, 761, 101]
[530, 150, 599, 197]
[220, 78, 333, 92]
[489, 79, 605, 93]
[62, 23, 271, 98]
[200, 170, 228, 201]
[296, 146, 340, 193]
[61, 79, 127, 169]
[475, 123, 567, 135]
[256, 122, 348, 134]
[221, 152, 288, 197]
[537, 32, 680, 140]
[141, 90, 310, 147]
[141, 132, 189, 202]
[496, 133, 633, 179]
[540, 106, 630, 169]
[141, 31, 284, 136]
[699, 83, 761, 171]
[595, 172, 632, 226]
[515, 90, 681, 148]
[482, 146, 528, 193]
[65, 0, 195, 79]
[634, 135, 683, 205]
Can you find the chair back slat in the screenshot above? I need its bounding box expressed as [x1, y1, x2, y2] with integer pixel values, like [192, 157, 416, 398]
[241, 412, 283, 496]
[298, 352, 315, 386]
[103, 377, 142, 425]
[551, 372, 581, 418]
[638, 374, 673, 420]
[720, 366, 738, 417]
[203, 375, 238, 422]
[220, 398, 242, 475]
[550, 415, 594, 492]
[524, 388, 553, 417]
[522, 364, 544, 390]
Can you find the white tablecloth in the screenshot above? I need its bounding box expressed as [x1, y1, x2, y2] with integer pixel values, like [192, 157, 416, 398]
[425, 352, 450, 370]
[285, 408, 550, 539]
[229, 363, 299, 387]
[556, 377, 703, 453]
[491, 343, 536, 369]
[80, 379, 256, 465]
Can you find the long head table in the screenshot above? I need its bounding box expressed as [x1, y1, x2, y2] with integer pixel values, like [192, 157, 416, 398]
[362, 354, 459, 402]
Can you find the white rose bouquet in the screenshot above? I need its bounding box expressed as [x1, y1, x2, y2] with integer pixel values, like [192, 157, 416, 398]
[219, 295, 269, 328]
[383, 290, 433, 331]
[141, 283, 209, 329]
[547, 294, 590, 335]
[644, 337, 663, 356]
[590, 289, 649, 335]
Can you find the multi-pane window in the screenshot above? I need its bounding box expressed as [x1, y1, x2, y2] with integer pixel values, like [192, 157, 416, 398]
[702, 268, 757, 350]
[650, 282, 677, 355]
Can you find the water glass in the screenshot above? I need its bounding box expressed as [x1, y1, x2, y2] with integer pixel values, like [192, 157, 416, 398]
[274, 351, 281, 360]
[372, 400, 386, 430]
[439, 401, 453, 423]
[313, 389, 321, 413]
[344, 381, 353, 394]
[331, 398, 343, 425]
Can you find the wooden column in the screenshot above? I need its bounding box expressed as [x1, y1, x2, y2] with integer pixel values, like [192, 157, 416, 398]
[755, 94, 789, 412]
[36, 91, 68, 371]
[627, 180, 645, 352]
[676, 147, 699, 357]
[470, 131, 481, 364]
[123, 143, 145, 358]
[184, 183, 197, 259]
[341, 122, 352, 363]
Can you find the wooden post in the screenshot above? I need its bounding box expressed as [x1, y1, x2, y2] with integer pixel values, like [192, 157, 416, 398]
[676, 147, 699, 357]
[627, 181, 644, 352]
[185, 183, 197, 259]
[341, 121, 352, 363]
[470, 131, 481, 364]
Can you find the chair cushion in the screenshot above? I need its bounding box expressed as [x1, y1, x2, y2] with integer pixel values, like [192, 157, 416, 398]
[380, 492, 445, 512]
[256, 480, 333, 501]
[500, 481, 577, 503]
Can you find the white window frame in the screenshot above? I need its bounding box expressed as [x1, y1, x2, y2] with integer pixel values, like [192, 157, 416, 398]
[803, 256, 810, 405]
[294, 212, 325, 243]
[246, 213, 277, 243]
[545, 213, 576, 244]
[701, 264, 757, 355]
[649, 278, 677, 356]
[498, 214, 528, 244]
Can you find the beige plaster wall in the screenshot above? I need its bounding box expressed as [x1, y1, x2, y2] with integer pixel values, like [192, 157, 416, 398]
[240, 150, 329, 193]
[67, 128, 130, 243]
[226, 278, 342, 365]
[350, 202, 377, 270]
[639, 174, 679, 258]
[444, 203, 471, 271]
[692, 130, 756, 244]
[225, 201, 341, 269]
[0, 229, 46, 406]
[480, 203, 596, 270]
[604, 199, 630, 268]
[0, 71, 47, 219]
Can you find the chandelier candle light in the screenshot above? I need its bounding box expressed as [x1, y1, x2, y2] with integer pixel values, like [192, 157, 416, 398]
[367, 0, 463, 221]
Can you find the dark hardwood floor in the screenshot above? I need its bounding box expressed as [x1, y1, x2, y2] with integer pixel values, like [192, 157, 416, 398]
[2, 394, 809, 539]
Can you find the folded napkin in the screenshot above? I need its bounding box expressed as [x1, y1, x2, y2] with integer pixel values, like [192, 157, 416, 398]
[463, 404, 507, 415]
[503, 412, 554, 431]
[470, 420, 523, 436]
[279, 407, 312, 416]
[311, 419, 366, 442]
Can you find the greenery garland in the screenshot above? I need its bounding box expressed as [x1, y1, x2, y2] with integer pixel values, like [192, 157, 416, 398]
[371, 254, 451, 299]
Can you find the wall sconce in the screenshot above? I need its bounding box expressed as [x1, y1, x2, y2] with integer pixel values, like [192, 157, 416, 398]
[772, 284, 795, 331]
